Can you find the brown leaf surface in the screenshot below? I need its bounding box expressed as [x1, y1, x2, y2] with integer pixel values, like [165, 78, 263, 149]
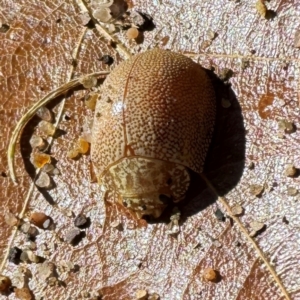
[1, 0, 300, 299]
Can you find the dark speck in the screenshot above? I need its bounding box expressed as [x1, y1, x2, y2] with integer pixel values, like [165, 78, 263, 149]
[99, 55, 114, 66]
[0, 24, 10, 33]
[8, 247, 22, 264]
[214, 208, 225, 221]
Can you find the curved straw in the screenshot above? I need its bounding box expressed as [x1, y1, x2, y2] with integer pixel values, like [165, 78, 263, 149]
[7, 71, 109, 184]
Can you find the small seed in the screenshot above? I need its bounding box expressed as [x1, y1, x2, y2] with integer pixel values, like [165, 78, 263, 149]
[36, 107, 54, 122]
[74, 213, 89, 228]
[76, 137, 90, 154]
[30, 152, 51, 169]
[93, 8, 112, 23]
[126, 27, 139, 39]
[43, 219, 52, 229]
[110, 220, 122, 230]
[212, 240, 222, 248]
[79, 12, 91, 26]
[20, 224, 39, 239]
[278, 119, 295, 134]
[65, 228, 82, 244]
[29, 212, 50, 228]
[256, 0, 267, 18]
[287, 187, 298, 196]
[79, 75, 98, 89]
[29, 135, 48, 151]
[0, 275, 11, 294]
[249, 184, 264, 196]
[284, 164, 297, 177]
[41, 163, 55, 174]
[231, 204, 243, 216]
[27, 241, 37, 250]
[5, 212, 20, 227]
[85, 92, 99, 110]
[38, 120, 56, 136]
[250, 221, 265, 232]
[47, 277, 57, 287]
[148, 293, 160, 300]
[214, 208, 225, 221]
[20, 251, 29, 262]
[203, 268, 218, 282]
[219, 68, 233, 81]
[37, 262, 55, 281]
[67, 149, 80, 159]
[136, 289, 148, 300]
[35, 172, 51, 188]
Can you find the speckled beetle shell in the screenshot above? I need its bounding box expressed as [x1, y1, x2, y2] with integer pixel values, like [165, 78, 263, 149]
[91, 49, 215, 218]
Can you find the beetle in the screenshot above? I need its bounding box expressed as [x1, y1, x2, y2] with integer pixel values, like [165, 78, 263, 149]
[8, 48, 215, 219]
